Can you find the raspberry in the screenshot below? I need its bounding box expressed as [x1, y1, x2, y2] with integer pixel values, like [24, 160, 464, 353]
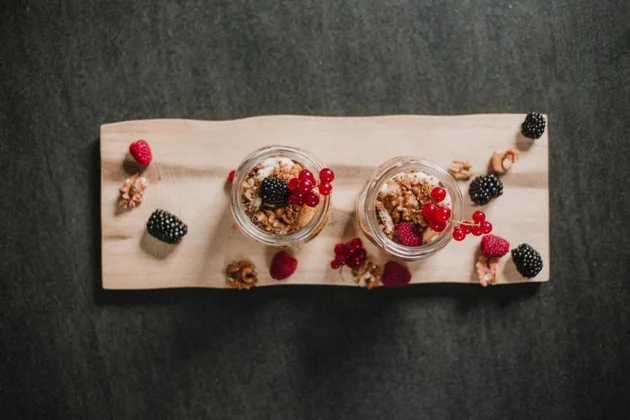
[227, 170, 236, 183]
[382, 261, 411, 288]
[270, 251, 298, 280]
[129, 140, 152, 166]
[480, 234, 510, 258]
[521, 112, 546, 139]
[146, 209, 187, 244]
[511, 244, 543, 278]
[260, 178, 291, 207]
[394, 222, 422, 247]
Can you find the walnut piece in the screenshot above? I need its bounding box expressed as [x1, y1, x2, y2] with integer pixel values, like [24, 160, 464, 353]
[448, 160, 472, 180]
[490, 147, 520, 175]
[475, 255, 499, 287]
[226, 260, 257, 290]
[352, 260, 382, 289]
[119, 173, 148, 209]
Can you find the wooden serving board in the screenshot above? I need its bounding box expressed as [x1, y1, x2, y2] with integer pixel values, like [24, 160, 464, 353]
[100, 115, 549, 289]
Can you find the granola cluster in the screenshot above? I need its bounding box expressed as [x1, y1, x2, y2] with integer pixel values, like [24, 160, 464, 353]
[241, 160, 316, 234]
[375, 171, 437, 239]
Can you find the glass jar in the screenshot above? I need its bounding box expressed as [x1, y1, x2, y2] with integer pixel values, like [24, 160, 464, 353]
[356, 157, 463, 261]
[230, 145, 331, 247]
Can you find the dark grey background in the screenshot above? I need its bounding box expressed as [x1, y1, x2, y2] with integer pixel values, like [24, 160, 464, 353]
[1, 0, 629, 419]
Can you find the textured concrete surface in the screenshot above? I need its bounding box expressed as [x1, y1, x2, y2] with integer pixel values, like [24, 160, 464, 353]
[1, 1, 629, 419]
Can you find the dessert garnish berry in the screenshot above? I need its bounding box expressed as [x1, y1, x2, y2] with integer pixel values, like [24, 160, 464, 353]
[430, 187, 446, 203]
[382, 261, 411, 288]
[288, 167, 335, 207]
[469, 174, 503, 205]
[395, 222, 423, 247]
[304, 192, 319, 207]
[521, 112, 546, 139]
[146, 209, 188, 244]
[260, 178, 291, 207]
[320, 168, 335, 183]
[129, 139, 152, 166]
[450, 211, 494, 241]
[270, 251, 298, 280]
[511, 244, 543, 278]
[227, 170, 236, 183]
[330, 238, 367, 271]
[480, 234, 510, 258]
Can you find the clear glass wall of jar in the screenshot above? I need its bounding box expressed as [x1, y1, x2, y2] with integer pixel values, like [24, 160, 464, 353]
[230, 145, 331, 247]
[356, 157, 463, 261]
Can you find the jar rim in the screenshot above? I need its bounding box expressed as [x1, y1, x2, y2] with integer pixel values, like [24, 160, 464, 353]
[360, 157, 463, 260]
[230, 145, 331, 247]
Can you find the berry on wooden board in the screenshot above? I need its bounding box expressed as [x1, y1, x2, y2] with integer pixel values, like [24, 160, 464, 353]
[270, 251, 298, 280]
[146, 209, 187, 244]
[129, 140, 152, 166]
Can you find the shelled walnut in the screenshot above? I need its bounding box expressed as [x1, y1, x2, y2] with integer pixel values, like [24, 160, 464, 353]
[226, 260, 258, 290]
[490, 147, 519, 175]
[475, 255, 499, 287]
[448, 159, 472, 180]
[119, 173, 148, 209]
[352, 260, 382, 289]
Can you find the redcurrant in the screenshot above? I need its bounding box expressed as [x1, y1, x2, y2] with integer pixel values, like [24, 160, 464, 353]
[305, 192, 320, 207]
[319, 168, 335, 183]
[299, 169, 316, 184]
[472, 225, 482, 236]
[436, 206, 451, 222]
[460, 221, 473, 234]
[480, 221, 493, 234]
[472, 211, 486, 223]
[422, 203, 438, 222]
[297, 179, 313, 195]
[288, 193, 305, 206]
[288, 178, 299, 192]
[348, 256, 362, 269]
[431, 187, 446, 203]
[330, 260, 341, 269]
[350, 238, 363, 250]
[318, 182, 332, 196]
[334, 243, 348, 256]
[452, 227, 465, 241]
[430, 220, 447, 233]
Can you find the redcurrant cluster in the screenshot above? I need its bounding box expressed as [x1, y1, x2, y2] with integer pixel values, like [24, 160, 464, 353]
[421, 187, 451, 233]
[452, 210, 492, 241]
[288, 168, 335, 208]
[331, 238, 366, 269]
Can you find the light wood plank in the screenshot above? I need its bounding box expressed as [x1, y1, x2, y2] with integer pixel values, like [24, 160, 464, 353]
[100, 115, 549, 289]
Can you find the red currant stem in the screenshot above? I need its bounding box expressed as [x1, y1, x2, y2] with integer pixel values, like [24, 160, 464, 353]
[449, 218, 489, 228]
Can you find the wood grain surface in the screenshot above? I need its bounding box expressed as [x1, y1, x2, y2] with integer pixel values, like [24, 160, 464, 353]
[100, 115, 549, 289]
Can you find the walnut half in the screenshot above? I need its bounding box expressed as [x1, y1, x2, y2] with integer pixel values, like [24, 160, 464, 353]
[448, 160, 473, 180]
[226, 260, 258, 290]
[475, 255, 499, 287]
[490, 147, 519, 175]
[352, 260, 382, 289]
[119, 173, 148, 209]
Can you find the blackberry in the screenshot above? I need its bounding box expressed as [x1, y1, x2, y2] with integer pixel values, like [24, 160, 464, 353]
[469, 174, 503, 205]
[511, 244, 543, 278]
[146, 209, 188, 244]
[521, 112, 546, 139]
[260, 178, 290, 206]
